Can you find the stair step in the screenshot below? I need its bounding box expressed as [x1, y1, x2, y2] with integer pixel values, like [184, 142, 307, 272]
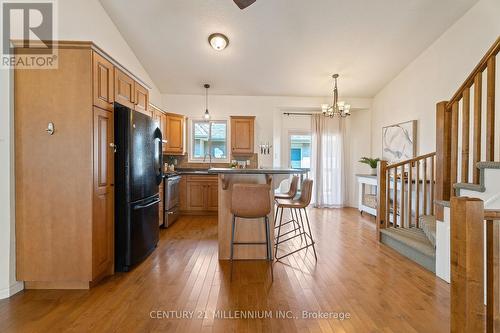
[419, 215, 436, 248]
[380, 227, 435, 273]
[455, 161, 500, 194]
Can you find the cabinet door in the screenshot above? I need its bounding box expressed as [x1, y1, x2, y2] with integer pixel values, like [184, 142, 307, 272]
[92, 107, 115, 279]
[231, 116, 255, 155]
[114, 68, 134, 109]
[92, 52, 114, 111]
[186, 182, 205, 211]
[206, 182, 218, 211]
[160, 112, 168, 153]
[158, 180, 164, 226]
[134, 82, 151, 116]
[179, 176, 187, 211]
[165, 114, 184, 154]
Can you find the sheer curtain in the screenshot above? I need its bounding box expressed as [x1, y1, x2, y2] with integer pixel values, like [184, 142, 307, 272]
[310, 114, 347, 208]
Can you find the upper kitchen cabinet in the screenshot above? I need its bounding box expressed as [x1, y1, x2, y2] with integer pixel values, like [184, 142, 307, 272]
[231, 116, 255, 155]
[114, 68, 135, 109]
[164, 113, 185, 155]
[150, 104, 168, 154]
[92, 52, 114, 111]
[134, 82, 151, 116]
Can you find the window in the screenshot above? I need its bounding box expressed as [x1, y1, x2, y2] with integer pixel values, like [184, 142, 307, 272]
[289, 134, 311, 168]
[190, 120, 228, 162]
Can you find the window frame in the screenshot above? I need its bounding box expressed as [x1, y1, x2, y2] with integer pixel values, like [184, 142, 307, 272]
[188, 118, 230, 163]
[288, 130, 312, 169]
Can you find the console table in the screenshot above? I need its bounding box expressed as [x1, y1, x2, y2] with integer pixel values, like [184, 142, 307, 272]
[356, 174, 378, 217]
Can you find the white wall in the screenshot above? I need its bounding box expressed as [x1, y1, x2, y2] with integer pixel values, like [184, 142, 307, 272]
[0, 0, 162, 299]
[162, 94, 372, 207]
[371, 0, 500, 157]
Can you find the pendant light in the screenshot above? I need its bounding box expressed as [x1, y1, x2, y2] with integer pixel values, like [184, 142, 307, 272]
[203, 84, 210, 120]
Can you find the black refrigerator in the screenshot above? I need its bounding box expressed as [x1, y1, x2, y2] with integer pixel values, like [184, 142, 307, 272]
[114, 103, 163, 272]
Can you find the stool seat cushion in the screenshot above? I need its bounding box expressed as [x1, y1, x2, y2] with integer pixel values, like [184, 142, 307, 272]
[231, 184, 271, 218]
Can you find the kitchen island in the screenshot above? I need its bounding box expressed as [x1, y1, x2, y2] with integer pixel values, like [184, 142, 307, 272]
[208, 168, 307, 260]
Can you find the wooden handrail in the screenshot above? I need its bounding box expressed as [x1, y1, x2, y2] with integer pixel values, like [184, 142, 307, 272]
[447, 36, 500, 107]
[485, 209, 500, 220]
[386, 152, 436, 170]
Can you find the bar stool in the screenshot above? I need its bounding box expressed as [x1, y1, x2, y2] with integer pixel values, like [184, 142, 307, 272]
[274, 176, 301, 234]
[230, 183, 273, 281]
[275, 179, 317, 261]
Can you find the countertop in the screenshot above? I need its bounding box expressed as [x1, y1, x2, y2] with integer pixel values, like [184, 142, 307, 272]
[207, 168, 307, 174]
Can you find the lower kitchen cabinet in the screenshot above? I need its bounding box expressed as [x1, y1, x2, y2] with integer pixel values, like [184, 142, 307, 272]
[179, 175, 218, 215]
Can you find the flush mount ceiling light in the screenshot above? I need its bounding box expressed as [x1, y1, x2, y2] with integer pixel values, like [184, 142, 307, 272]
[321, 74, 351, 118]
[208, 33, 229, 51]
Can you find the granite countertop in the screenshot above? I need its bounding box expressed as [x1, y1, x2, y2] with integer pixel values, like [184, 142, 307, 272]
[208, 168, 306, 174]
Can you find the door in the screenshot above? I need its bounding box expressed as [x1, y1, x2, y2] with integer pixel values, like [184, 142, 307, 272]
[129, 196, 160, 267]
[134, 82, 150, 116]
[231, 116, 254, 155]
[92, 107, 114, 278]
[165, 114, 184, 154]
[129, 111, 162, 201]
[186, 182, 205, 211]
[92, 52, 114, 111]
[114, 68, 134, 109]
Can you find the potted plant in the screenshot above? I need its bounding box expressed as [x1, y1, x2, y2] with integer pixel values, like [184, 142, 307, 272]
[359, 157, 380, 176]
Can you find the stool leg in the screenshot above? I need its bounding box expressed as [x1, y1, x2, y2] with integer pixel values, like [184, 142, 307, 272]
[303, 208, 317, 261]
[230, 215, 236, 281]
[274, 206, 284, 259]
[293, 208, 304, 243]
[297, 208, 308, 247]
[264, 216, 274, 282]
[274, 203, 279, 228]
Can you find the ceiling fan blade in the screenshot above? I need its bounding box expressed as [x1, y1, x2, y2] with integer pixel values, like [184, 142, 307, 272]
[233, 0, 256, 9]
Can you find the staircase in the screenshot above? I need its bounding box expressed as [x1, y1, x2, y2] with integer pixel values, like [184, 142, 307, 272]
[376, 153, 438, 272]
[375, 36, 500, 332]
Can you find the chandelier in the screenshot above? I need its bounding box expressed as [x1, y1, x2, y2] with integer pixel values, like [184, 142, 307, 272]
[321, 74, 351, 118]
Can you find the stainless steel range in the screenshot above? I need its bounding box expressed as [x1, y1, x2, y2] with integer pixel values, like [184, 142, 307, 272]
[163, 173, 181, 227]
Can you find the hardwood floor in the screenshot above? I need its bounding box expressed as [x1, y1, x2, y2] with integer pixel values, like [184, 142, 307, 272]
[0, 208, 449, 332]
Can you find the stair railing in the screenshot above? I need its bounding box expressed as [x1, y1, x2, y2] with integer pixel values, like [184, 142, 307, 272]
[450, 197, 500, 333]
[435, 36, 499, 220]
[376, 152, 436, 238]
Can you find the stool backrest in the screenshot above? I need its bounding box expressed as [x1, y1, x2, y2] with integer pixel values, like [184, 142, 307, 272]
[288, 175, 299, 197]
[231, 183, 271, 218]
[298, 179, 313, 207]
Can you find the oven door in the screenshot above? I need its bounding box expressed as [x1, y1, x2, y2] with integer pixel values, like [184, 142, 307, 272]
[165, 175, 181, 210]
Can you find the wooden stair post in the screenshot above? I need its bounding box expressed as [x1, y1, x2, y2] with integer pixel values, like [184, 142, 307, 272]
[435, 101, 452, 221]
[450, 196, 485, 333]
[376, 160, 388, 241]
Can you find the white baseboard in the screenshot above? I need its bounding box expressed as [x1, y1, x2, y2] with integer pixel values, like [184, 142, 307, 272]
[0, 281, 24, 299]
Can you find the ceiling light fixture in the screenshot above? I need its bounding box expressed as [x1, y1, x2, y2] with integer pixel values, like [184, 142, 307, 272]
[203, 84, 211, 120]
[208, 33, 229, 51]
[321, 74, 351, 118]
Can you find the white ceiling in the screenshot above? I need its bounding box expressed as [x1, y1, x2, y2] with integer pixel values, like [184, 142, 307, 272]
[100, 0, 478, 97]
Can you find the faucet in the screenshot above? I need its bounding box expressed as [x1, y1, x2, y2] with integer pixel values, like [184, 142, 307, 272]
[203, 153, 212, 169]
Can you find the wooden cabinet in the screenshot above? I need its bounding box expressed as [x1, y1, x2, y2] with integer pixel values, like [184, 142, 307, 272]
[180, 175, 218, 215]
[165, 113, 184, 154]
[92, 52, 114, 111]
[134, 82, 151, 116]
[14, 43, 151, 289]
[151, 104, 168, 153]
[231, 116, 255, 155]
[92, 107, 114, 279]
[114, 68, 135, 109]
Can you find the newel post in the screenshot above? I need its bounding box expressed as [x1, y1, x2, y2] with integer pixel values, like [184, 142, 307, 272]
[435, 101, 452, 221]
[450, 196, 485, 333]
[376, 160, 388, 241]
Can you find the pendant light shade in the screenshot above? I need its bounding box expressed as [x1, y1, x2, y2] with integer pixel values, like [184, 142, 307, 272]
[203, 84, 211, 120]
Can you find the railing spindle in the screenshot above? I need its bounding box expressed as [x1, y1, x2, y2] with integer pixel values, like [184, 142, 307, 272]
[400, 165, 405, 228]
[408, 162, 413, 227]
[393, 168, 398, 227]
[423, 158, 428, 215]
[462, 88, 470, 182]
[386, 167, 390, 229]
[450, 101, 459, 196]
[415, 160, 420, 227]
[431, 155, 435, 215]
[486, 56, 496, 161]
[473, 73, 483, 184]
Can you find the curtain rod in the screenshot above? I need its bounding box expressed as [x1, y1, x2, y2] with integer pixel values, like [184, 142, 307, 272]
[283, 112, 320, 116]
